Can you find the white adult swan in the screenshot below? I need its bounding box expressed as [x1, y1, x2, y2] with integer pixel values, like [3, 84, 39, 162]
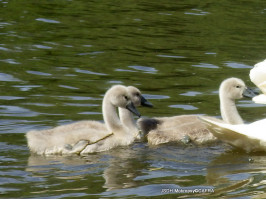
[250, 59, 266, 103]
[137, 78, 257, 145]
[200, 60, 266, 152]
[26, 85, 143, 155]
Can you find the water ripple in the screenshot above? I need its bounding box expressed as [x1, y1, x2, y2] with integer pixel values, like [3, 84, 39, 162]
[76, 51, 104, 56]
[143, 94, 170, 100]
[0, 96, 25, 100]
[0, 59, 21, 65]
[0, 73, 21, 82]
[157, 54, 185, 59]
[0, 155, 16, 162]
[128, 65, 158, 73]
[0, 22, 12, 28]
[64, 103, 99, 107]
[180, 91, 202, 97]
[59, 85, 79, 90]
[56, 96, 101, 101]
[0, 177, 23, 185]
[115, 68, 136, 72]
[22, 103, 54, 107]
[192, 63, 219, 69]
[185, 9, 210, 16]
[78, 111, 101, 115]
[13, 85, 42, 91]
[75, 69, 107, 76]
[36, 18, 61, 24]
[0, 106, 38, 117]
[33, 45, 53, 50]
[0, 120, 46, 134]
[0, 46, 9, 51]
[169, 104, 198, 110]
[27, 71, 52, 76]
[224, 62, 252, 69]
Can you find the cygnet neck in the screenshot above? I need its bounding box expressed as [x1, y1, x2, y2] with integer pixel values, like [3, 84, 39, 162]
[118, 107, 139, 134]
[102, 93, 123, 134]
[220, 92, 244, 125]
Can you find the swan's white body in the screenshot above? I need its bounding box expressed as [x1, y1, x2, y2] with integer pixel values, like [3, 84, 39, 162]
[200, 59, 266, 152]
[138, 78, 255, 145]
[250, 59, 266, 104]
[200, 117, 266, 152]
[26, 85, 141, 155]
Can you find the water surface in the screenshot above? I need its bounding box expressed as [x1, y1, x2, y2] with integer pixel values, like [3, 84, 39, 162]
[0, 0, 266, 198]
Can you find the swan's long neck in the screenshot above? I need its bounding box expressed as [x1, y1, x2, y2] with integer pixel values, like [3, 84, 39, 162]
[118, 108, 139, 136]
[102, 95, 123, 134]
[220, 95, 244, 125]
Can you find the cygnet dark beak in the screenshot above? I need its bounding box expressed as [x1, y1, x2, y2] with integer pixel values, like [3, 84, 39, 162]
[140, 95, 153, 108]
[243, 87, 259, 98]
[126, 102, 141, 118]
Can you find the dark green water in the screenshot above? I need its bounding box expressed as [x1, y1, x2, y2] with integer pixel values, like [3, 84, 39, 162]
[0, 0, 266, 198]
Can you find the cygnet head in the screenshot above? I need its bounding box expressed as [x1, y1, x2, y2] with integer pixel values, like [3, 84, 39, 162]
[105, 85, 141, 117]
[219, 77, 257, 100]
[127, 86, 153, 107]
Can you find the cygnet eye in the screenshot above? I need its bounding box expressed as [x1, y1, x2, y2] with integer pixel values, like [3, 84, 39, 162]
[124, 95, 129, 100]
[236, 85, 241, 88]
[135, 92, 140, 96]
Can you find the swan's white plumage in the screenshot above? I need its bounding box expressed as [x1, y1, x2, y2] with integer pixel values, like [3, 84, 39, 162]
[252, 80, 266, 104]
[250, 59, 266, 88]
[252, 93, 266, 104]
[200, 117, 266, 152]
[250, 59, 266, 103]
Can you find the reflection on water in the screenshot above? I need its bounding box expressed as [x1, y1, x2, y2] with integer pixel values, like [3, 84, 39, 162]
[206, 151, 266, 198]
[24, 144, 266, 198]
[0, 0, 266, 198]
